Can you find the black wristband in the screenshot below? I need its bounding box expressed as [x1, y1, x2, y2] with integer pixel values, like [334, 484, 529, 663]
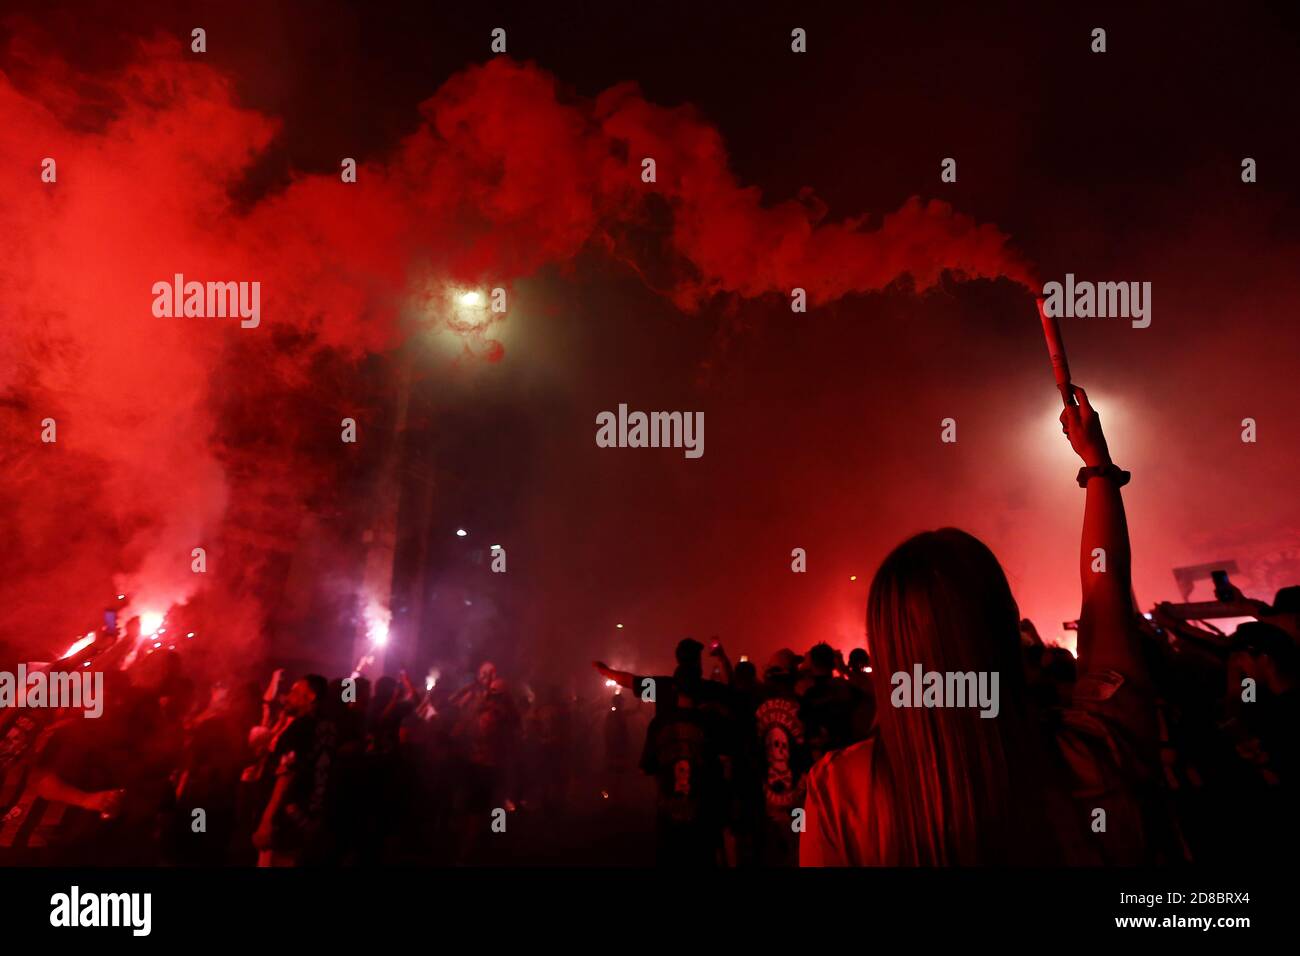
[1077, 463, 1130, 488]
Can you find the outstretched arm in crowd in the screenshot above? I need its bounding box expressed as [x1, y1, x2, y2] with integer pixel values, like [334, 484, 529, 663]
[592, 661, 637, 690]
[260, 668, 285, 728]
[1061, 385, 1146, 686]
[32, 769, 120, 816]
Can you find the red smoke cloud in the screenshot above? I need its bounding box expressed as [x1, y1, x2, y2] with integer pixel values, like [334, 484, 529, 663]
[0, 34, 1033, 663]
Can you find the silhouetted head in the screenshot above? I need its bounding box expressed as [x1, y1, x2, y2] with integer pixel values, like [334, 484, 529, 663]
[1230, 621, 1299, 694]
[733, 660, 757, 691]
[372, 675, 397, 712]
[286, 674, 326, 718]
[1271, 586, 1300, 615]
[764, 648, 802, 684]
[808, 642, 836, 676]
[1266, 586, 1300, 640]
[675, 638, 703, 667]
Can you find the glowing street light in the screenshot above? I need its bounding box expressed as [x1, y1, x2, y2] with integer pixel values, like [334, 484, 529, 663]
[455, 528, 468, 537]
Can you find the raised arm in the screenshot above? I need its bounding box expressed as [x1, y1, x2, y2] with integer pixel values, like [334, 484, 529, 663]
[709, 640, 734, 685]
[260, 668, 285, 728]
[592, 661, 637, 690]
[1060, 385, 1145, 683]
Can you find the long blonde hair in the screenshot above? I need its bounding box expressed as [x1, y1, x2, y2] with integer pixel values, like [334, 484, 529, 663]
[866, 528, 1061, 864]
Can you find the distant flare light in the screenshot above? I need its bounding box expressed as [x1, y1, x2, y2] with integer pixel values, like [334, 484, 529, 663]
[140, 611, 165, 636]
[364, 600, 392, 648]
[456, 528, 468, 537]
[60, 633, 96, 661]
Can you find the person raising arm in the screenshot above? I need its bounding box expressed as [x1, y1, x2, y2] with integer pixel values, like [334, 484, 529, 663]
[1061, 386, 1147, 687]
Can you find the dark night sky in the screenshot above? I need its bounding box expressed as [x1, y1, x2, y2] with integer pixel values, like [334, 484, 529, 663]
[1, 1, 1298, 682]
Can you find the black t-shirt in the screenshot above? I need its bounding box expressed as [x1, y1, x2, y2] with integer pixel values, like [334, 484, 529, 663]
[271, 716, 318, 815]
[641, 707, 728, 827]
[800, 676, 866, 760]
[753, 690, 813, 824]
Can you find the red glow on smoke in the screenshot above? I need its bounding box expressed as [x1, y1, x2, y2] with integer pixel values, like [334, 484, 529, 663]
[0, 36, 1037, 661]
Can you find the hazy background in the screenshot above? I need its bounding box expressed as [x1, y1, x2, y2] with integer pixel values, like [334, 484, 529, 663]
[1, 1, 1297, 686]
